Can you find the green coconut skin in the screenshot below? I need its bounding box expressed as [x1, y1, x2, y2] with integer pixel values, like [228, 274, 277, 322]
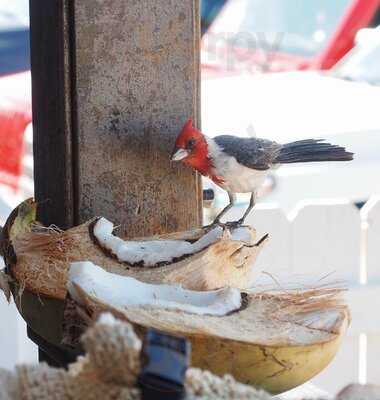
[190, 331, 346, 394]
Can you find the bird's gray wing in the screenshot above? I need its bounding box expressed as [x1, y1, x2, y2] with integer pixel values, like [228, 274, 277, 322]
[214, 135, 281, 170]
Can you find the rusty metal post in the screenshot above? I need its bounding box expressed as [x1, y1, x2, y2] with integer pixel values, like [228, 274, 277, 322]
[29, 0, 201, 365]
[73, 1, 202, 236]
[32, 0, 202, 235]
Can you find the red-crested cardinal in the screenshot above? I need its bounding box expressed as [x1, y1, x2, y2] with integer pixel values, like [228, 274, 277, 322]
[171, 118, 354, 226]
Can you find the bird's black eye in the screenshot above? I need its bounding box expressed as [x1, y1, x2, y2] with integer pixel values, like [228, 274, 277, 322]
[187, 138, 196, 150]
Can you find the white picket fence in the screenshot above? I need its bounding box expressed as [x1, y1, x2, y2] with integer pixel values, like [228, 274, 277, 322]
[1, 196, 380, 394]
[222, 197, 380, 393]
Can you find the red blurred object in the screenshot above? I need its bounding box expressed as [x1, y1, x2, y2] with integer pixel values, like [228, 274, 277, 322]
[202, 0, 380, 77]
[315, 0, 380, 69]
[0, 72, 32, 191]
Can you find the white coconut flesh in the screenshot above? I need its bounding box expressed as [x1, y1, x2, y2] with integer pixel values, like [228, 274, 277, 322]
[68, 261, 242, 316]
[93, 217, 254, 267]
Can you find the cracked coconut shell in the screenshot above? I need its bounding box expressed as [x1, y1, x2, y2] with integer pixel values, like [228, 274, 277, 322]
[1, 199, 267, 300]
[68, 260, 349, 394]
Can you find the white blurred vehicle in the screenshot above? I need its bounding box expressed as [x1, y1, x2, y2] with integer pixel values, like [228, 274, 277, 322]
[202, 27, 380, 216]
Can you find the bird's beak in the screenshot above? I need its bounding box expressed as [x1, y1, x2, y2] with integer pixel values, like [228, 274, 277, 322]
[170, 147, 189, 161]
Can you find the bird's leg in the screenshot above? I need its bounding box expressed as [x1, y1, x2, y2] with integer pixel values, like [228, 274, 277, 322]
[204, 192, 236, 228]
[225, 192, 255, 228]
[213, 192, 236, 224]
[237, 192, 255, 225]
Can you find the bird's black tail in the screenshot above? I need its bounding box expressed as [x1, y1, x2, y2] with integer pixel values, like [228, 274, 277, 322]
[275, 139, 354, 164]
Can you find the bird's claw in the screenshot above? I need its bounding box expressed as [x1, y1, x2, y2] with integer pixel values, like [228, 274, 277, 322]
[203, 219, 245, 232]
[223, 219, 244, 230]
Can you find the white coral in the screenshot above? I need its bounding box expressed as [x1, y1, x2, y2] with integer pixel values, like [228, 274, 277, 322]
[185, 369, 271, 400]
[0, 313, 369, 400]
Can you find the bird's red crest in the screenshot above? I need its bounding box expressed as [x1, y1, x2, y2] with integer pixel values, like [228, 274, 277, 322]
[174, 118, 202, 149]
[172, 118, 213, 177]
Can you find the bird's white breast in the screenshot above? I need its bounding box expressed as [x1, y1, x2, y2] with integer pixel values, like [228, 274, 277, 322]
[206, 137, 268, 193]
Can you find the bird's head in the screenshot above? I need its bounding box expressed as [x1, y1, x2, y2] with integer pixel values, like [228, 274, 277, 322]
[170, 118, 211, 174]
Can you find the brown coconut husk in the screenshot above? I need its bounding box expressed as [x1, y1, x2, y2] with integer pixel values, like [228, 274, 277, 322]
[1, 200, 267, 300]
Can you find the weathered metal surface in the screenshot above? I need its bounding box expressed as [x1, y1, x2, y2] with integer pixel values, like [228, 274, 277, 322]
[74, 0, 202, 236]
[31, 0, 75, 229]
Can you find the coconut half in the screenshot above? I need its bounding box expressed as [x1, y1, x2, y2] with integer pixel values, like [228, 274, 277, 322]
[68, 261, 243, 316]
[1, 200, 267, 300]
[67, 261, 349, 395]
[93, 217, 254, 267]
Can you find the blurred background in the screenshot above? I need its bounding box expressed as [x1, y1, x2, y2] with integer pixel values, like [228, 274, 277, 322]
[201, 0, 380, 218]
[1, 0, 380, 396]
